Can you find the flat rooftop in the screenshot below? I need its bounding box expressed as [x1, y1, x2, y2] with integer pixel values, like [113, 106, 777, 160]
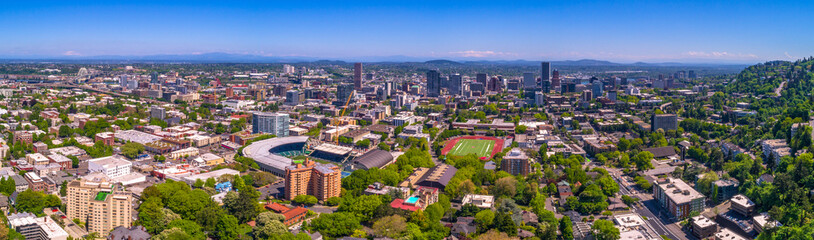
[691, 215, 716, 228]
[313, 143, 353, 155]
[115, 130, 163, 144]
[655, 177, 704, 204]
[730, 194, 754, 208]
[89, 155, 132, 168]
[614, 213, 646, 228]
[715, 228, 748, 240]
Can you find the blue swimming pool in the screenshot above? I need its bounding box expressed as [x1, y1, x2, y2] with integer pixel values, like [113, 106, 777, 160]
[405, 196, 419, 204]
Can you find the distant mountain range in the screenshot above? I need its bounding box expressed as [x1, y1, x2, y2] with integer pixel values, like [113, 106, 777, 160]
[0, 52, 750, 67]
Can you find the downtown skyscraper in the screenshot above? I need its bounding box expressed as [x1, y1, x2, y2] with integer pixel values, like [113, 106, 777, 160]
[523, 72, 536, 89]
[427, 70, 441, 97]
[448, 74, 462, 96]
[353, 62, 363, 90]
[541, 62, 551, 82]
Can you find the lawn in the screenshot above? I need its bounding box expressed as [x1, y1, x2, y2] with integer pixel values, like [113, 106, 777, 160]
[447, 139, 494, 158]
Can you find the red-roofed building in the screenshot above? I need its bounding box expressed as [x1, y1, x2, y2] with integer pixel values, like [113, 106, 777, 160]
[231, 114, 250, 120]
[390, 186, 439, 212]
[391, 199, 423, 212]
[265, 202, 290, 213]
[281, 207, 308, 225]
[264, 202, 308, 226]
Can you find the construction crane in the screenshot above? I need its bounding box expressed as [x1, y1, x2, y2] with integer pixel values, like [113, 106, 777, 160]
[331, 90, 355, 143]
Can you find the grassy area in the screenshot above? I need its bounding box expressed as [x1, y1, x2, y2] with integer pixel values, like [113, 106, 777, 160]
[448, 139, 494, 158]
[237, 224, 253, 236]
[291, 155, 308, 160]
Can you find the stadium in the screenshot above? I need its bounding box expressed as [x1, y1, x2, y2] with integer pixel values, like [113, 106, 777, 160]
[441, 136, 505, 160]
[243, 136, 357, 177]
[242, 136, 310, 176]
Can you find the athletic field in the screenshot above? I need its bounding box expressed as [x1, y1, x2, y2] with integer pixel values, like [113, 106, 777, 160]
[447, 139, 495, 158]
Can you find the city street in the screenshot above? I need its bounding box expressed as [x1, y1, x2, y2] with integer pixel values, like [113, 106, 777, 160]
[613, 173, 686, 240]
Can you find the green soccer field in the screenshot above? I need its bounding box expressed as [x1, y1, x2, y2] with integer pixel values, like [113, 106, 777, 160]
[448, 139, 495, 158]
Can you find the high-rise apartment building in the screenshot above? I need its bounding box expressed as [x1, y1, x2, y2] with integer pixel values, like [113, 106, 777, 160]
[252, 112, 290, 137]
[285, 90, 303, 106]
[336, 83, 354, 105]
[448, 74, 462, 96]
[501, 149, 530, 176]
[427, 70, 441, 97]
[66, 175, 133, 234]
[150, 106, 165, 120]
[353, 63, 363, 90]
[653, 178, 705, 219]
[523, 72, 536, 89]
[284, 159, 341, 201]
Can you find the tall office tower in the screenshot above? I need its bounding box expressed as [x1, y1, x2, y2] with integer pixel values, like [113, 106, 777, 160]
[523, 72, 536, 89]
[427, 70, 441, 97]
[592, 82, 604, 98]
[688, 70, 697, 79]
[476, 73, 488, 86]
[551, 69, 560, 91]
[67, 175, 133, 234]
[541, 62, 551, 81]
[150, 72, 159, 84]
[119, 75, 128, 86]
[252, 112, 290, 136]
[384, 81, 394, 97]
[448, 74, 463, 96]
[541, 79, 551, 93]
[337, 83, 355, 105]
[285, 159, 341, 201]
[353, 63, 363, 90]
[620, 77, 629, 86]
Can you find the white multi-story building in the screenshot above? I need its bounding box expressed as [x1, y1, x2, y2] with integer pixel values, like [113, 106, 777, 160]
[8, 212, 69, 240]
[88, 155, 132, 179]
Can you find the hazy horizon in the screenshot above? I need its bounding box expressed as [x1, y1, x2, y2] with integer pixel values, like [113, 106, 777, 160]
[2, 1, 813, 64]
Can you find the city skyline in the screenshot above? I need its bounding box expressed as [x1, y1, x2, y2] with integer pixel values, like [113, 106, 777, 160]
[1, 1, 813, 63]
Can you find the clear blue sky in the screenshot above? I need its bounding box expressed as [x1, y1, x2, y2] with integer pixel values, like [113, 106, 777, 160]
[1, 0, 812, 63]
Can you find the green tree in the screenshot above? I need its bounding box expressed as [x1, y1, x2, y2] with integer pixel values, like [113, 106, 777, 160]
[372, 215, 408, 238]
[560, 216, 574, 240]
[494, 177, 518, 198]
[494, 212, 517, 236]
[307, 212, 361, 238]
[338, 195, 383, 222]
[292, 195, 318, 206]
[215, 215, 239, 240]
[253, 212, 287, 239]
[475, 209, 495, 230]
[592, 219, 620, 240]
[153, 228, 192, 240]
